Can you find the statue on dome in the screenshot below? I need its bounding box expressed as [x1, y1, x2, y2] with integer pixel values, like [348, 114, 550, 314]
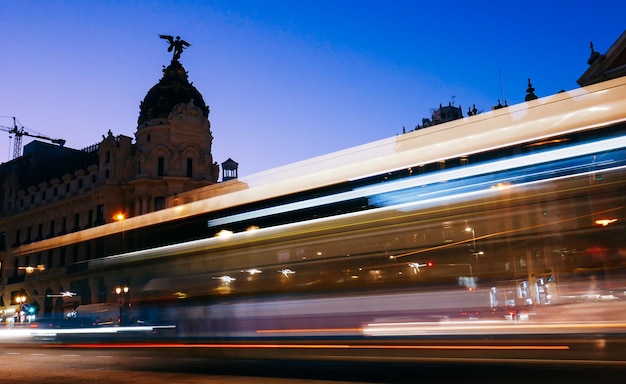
[159, 34, 191, 61]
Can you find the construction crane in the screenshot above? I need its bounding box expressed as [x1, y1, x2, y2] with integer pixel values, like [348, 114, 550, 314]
[0, 116, 66, 160]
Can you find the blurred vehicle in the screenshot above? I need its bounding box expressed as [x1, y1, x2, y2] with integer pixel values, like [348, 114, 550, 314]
[29, 316, 95, 329]
[5, 76, 626, 366]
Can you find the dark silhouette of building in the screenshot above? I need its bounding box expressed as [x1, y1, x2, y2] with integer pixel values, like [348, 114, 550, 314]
[0, 38, 238, 316]
[578, 30, 626, 86]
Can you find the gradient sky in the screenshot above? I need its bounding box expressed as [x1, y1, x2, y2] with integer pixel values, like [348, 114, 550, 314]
[1, 1, 624, 177]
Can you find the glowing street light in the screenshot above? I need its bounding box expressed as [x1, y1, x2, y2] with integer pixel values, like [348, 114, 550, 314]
[115, 286, 130, 323]
[214, 275, 236, 284]
[465, 225, 484, 274]
[18, 264, 46, 273]
[15, 294, 27, 324]
[114, 212, 126, 241]
[15, 295, 27, 306]
[408, 262, 433, 274]
[115, 286, 129, 295]
[595, 218, 618, 226]
[216, 229, 233, 238]
[465, 226, 477, 251]
[279, 269, 295, 277]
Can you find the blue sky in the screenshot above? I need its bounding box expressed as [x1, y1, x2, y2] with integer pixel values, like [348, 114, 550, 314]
[1, 1, 624, 177]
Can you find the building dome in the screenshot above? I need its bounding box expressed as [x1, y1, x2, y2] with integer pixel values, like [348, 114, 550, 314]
[138, 60, 209, 126]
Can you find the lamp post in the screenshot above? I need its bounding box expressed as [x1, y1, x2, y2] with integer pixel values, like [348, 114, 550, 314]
[465, 226, 484, 274]
[15, 294, 27, 324]
[465, 226, 477, 253]
[115, 286, 129, 324]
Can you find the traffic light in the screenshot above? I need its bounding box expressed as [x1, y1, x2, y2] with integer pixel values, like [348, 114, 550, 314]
[426, 261, 433, 267]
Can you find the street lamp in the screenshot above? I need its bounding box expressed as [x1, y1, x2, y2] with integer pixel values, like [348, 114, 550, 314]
[115, 286, 130, 324]
[465, 226, 484, 273]
[15, 295, 27, 324]
[465, 226, 477, 252]
[465, 226, 485, 255]
[115, 286, 129, 295]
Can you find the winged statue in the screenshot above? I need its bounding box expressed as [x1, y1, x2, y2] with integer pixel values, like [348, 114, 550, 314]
[159, 34, 191, 61]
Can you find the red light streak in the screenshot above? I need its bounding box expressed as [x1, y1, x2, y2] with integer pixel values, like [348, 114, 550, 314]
[54, 342, 569, 351]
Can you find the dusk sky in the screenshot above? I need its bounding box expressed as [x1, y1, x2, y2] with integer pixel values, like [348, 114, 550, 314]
[1, 1, 624, 177]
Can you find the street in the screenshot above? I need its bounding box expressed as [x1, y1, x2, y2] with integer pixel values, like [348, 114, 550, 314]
[1, 344, 625, 384]
[0, 345, 363, 384]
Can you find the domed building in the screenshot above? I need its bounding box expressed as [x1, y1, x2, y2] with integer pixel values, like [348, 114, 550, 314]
[0, 38, 234, 317]
[131, 57, 220, 213]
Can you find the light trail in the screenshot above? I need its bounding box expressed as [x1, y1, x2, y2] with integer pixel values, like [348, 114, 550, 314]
[207, 136, 626, 228]
[89, 137, 626, 269]
[52, 342, 570, 351]
[362, 320, 626, 336]
[256, 328, 361, 334]
[0, 325, 175, 340]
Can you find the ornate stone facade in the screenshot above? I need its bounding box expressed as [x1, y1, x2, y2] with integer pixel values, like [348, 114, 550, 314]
[0, 51, 225, 318]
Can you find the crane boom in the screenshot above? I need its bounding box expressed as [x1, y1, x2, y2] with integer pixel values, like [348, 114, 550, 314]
[0, 117, 66, 159]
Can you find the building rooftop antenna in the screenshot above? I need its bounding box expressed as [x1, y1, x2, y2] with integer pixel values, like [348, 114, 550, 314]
[499, 70, 506, 103]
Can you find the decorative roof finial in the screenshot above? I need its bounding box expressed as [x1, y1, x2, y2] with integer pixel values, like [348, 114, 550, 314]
[159, 34, 191, 62]
[525, 78, 538, 101]
[587, 41, 601, 65]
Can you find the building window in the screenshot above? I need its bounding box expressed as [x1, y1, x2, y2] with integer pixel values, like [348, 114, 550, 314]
[158, 157, 165, 176]
[186, 158, 193, 177]
[48, 220, 55, 238]
[73, 213, 80, 231]
[87, 209, 93, 228]
[13, 229, 20, 247]
[60, 217, 67, 235]
[95, 204, 104, 225]
[154, 196, 165, 211]
[105, 151, 111, 163]
[60, 248, 66, 267]
[0, 231, 6, 250]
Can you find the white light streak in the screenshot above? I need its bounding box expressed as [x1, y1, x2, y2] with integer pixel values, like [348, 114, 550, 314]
[207, 137, 626, 228]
